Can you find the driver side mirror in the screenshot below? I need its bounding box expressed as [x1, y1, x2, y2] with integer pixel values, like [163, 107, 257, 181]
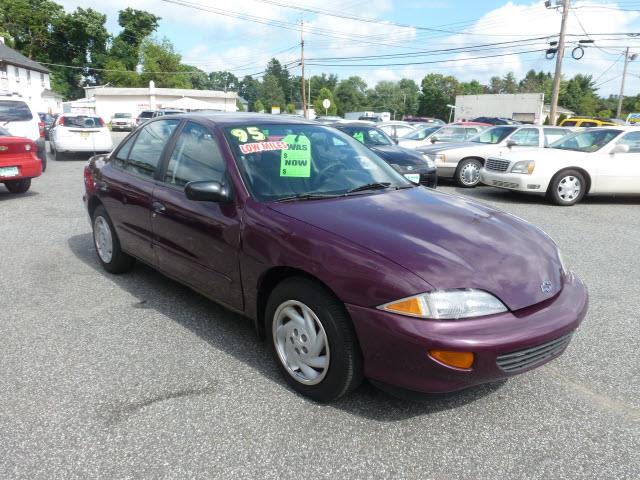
[430, 136, 439, 144]
[611, 143, 630, 154]
[185, 180, 231, 203]
[506, 140, 517, 148]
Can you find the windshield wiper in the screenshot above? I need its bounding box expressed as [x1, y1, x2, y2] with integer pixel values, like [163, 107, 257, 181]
[274, 193, 341, 203]
[345, 182, 392, 194]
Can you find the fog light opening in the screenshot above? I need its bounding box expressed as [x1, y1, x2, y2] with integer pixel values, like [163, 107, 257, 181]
[428, 350, 475, 369]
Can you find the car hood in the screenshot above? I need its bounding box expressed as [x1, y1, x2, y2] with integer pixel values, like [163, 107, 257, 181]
[489, 147, 580, 162]
[369, 145, 427, 166]
[269, 187, 562, 311]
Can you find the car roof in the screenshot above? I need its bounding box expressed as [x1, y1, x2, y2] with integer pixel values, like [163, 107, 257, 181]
[331, 122, 381, 129]
[177, 112, 319, 127]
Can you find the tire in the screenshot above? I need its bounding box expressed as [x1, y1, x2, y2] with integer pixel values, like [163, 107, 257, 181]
[92, 205, 135, 274]
[49, 141, 54, 154]
[547, 169, 586, 206]
[456, 158, 482, 187]
[4, 178, 31, 194]
[54, 146, 64, 162]
[40, 152, 47, 172]
[265, 277, 363, 402]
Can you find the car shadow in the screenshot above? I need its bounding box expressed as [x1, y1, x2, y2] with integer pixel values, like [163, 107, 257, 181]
[0, 189, 39, 200]
[68, 232, 505, 421]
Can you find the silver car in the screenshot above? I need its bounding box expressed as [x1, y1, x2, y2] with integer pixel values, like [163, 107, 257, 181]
[418, 125, 574, 187]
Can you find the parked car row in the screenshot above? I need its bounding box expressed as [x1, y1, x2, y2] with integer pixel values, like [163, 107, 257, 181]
[83, 112, 588, 402]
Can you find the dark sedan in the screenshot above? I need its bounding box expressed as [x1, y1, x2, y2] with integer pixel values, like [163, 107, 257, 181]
[83, 114, 588, 402]
[332, 122, 437, 188]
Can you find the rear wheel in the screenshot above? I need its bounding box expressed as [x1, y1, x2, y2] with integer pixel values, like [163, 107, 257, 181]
[265, 277, 363, 402]
[54, 147, 64, 161]
[92, 205, 134, 274]
[4, 178, 31, 193]
[456, 158, 482, 187]
[547, 169, 586, 206]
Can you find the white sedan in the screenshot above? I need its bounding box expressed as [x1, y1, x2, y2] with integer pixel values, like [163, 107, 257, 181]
[480, 127, 640, 205]
[49, 114, 113, 160]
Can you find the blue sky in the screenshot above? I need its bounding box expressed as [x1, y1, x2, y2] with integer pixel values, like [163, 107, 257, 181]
[60, 1, 640, 97]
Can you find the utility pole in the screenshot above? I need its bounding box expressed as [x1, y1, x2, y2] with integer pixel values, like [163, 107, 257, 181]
[549, 0, 570, 126]
[617, 47, 637, 118]
[300, 19, 307, 119]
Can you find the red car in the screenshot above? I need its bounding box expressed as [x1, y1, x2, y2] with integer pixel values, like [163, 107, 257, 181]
[0, 126, 42, 193]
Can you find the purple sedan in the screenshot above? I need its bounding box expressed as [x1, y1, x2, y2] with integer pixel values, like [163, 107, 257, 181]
[83, 114, 588, 402]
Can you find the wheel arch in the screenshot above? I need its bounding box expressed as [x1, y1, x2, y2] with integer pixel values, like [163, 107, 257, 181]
[254, 266, 343, 339]
[548, 167, 592, 194]
[87, 195, 104, 220]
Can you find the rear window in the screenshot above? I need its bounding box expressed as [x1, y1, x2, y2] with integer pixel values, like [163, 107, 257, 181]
[139, 111, 154, 119]
[114, 113, 132, 118]
[63, 116, 102, 128]
[0, 101, 33, 122]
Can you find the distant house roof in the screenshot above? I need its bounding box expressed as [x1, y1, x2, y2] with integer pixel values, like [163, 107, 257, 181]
[543, 104, 575, 115]
[84, 86, 236, 99]
[0, 42, 49, 73]
[42, 89, 63, 99]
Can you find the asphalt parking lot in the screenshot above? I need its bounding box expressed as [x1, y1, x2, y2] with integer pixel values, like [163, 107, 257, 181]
[1, 131, 638, 479]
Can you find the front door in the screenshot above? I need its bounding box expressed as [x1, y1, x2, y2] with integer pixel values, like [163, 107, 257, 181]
[596, 131, 640, 193]
[152, 121, 243, 310]
[100, 119, 180, 265]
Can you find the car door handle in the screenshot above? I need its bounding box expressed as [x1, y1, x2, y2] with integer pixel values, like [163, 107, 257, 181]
[152, 201, 166, 214]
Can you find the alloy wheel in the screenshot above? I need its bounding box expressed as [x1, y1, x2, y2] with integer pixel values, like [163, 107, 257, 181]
[460, 162, 480, 186]
[94, 216, 113, 263]
[557, 175, 581, 202]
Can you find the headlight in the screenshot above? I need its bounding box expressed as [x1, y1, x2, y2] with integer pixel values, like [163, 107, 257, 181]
[435, 153, 446, 163]
[421, 154, 435, 168]
[378, 289, 507, 320]
[511, 160, 535, 174]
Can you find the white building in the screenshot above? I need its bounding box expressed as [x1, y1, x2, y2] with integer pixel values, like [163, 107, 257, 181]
[82, 83, 238, 122]
[0, 37, 61, 113]
[455, 93, 551, 124]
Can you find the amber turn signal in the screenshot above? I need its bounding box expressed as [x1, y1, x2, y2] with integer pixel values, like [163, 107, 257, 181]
[382, 297, 425, 317]
[429, 350, 474, 369]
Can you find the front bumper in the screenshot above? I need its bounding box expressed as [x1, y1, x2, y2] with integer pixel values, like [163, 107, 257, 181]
[0, 153, 42, 180]
[480, 169, 550, 193]
[347, 272, 588, 394]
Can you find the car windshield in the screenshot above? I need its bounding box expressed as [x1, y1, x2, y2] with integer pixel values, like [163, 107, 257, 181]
[224, 123, 411, 202]
[338, 126, 393, 146]
[470, 126, 518, 144]
[0, 101, 33, 122]
[114, 113, 132, 118]
[64, 116, 102, 128]
[549, 129, 622, 152]
[401, 125, 441, 141]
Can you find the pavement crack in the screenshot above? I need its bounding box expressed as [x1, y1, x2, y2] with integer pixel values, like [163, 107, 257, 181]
[105, 384, 216, 425]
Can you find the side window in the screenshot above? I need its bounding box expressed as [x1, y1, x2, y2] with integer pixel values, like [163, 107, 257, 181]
[126, 120, 180, 178]
[581, 122, 598, 128]
[112, 134, 137, 169]
[395, 126, 414, 138]
[464, 128, 479, 139]
[617, 131, 640, 153]
[510, 128, 540, 146]
[164, 122, 225, 187]
[543, 128, 570, 146]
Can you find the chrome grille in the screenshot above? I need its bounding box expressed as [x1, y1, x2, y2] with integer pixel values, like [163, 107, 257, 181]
[486, 158, 510, 172]
[496, 333, 573, 372]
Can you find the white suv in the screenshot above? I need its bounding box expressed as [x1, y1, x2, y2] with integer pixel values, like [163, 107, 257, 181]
[49, 113, 113, 161]
[0, 92, 46, 171]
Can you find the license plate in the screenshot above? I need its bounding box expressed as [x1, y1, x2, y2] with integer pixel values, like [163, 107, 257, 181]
[80, 132, 90, 138]
[404, 173, 420, 183]
[0, 166, 19, 177]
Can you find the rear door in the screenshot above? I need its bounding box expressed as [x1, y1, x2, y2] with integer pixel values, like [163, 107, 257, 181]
[99, 119, 180, 265]
[152, 121, 243, 310]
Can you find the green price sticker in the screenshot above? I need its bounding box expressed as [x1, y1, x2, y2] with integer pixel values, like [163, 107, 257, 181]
[353, 131, 364, 143]
[280, 134, 311, 177]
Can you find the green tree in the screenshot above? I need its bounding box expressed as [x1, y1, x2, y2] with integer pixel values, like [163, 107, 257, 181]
[334, 76, 367, 116]
[259, 73, 285, 111]
[254, 99, 265, 113]
[398, 78, 420, 116]
[418, 74, 459, 120]
[310, 73, 338, 95]
[460, 80, 484, 95]
[265, 58, 291, 103]
[236, 99, 245, 112]
[239, 75, 261, 110]
[502, 72, 518, 94]
[140, 38, 191, 88]
[286, 103, 296, 114]
[488, 76, 504, 94]
[313, 87, 337, 115]
[208, 71, 239, 91]
[110, 8, 160, 70]
[560, 74, 598, 116]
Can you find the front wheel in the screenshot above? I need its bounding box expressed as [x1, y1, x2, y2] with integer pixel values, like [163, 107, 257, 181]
[4, 178, 31, 193]
[92, 206, 135, 274]
[456, 158, 482, 187]
[266, 277, 363, 402]
[547, 170, 586, 206]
